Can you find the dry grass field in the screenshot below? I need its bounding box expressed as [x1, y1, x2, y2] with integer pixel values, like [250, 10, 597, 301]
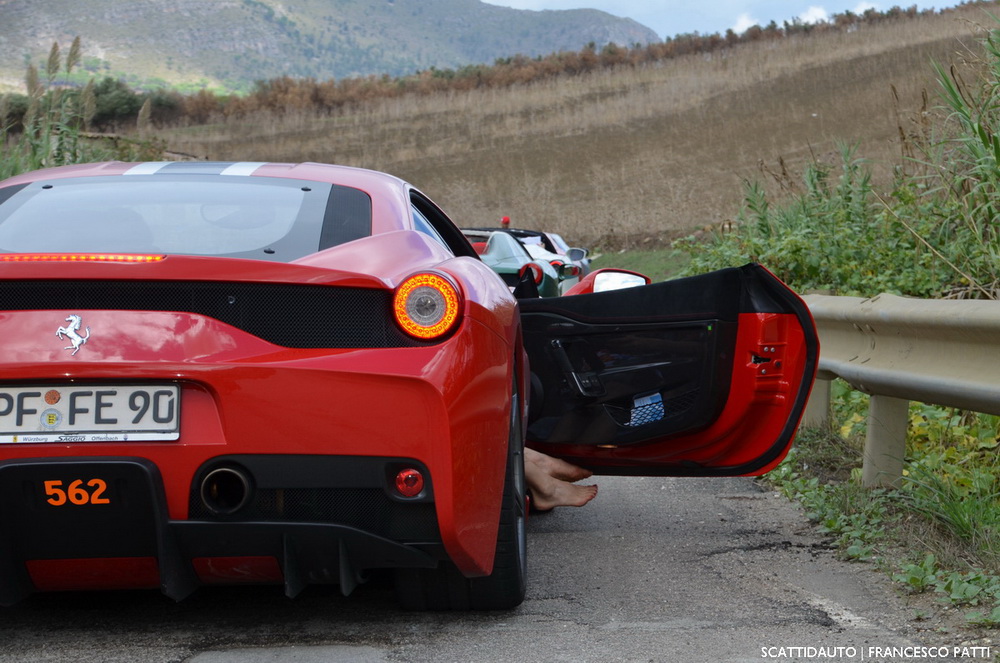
[156, 4, 996, 249]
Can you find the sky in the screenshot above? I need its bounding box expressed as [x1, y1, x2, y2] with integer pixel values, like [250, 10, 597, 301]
[481, 1, 965, 39]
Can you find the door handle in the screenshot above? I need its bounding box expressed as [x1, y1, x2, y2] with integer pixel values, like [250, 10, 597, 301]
[549, 339, 605, 398]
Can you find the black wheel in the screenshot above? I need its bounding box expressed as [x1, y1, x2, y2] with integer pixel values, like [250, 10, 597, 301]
[395, 379, 527, 611]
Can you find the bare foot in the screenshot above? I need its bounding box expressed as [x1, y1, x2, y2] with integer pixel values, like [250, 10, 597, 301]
[524, 450, 598, 511]
[525, 447, 593, 482]
[527, 471, 598, 512]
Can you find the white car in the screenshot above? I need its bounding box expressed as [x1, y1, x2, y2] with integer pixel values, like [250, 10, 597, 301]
[543, 232, 592, 276]
[520, 241, 582, 294]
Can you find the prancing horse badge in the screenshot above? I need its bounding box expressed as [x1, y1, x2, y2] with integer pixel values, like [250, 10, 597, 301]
[56, 314, 91, 355]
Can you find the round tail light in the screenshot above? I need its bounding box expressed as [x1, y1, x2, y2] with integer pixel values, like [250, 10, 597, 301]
[393, 272, 462, 339]
[519, 263, 544, 285]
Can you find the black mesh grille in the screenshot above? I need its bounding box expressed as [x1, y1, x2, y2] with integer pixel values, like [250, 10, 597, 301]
[189, 487, 440, 542]
[0, 280, 417, 348]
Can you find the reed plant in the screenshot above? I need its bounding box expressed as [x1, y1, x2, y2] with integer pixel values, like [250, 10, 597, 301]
[1, 39, 164, 179]
[1, 39, 96, 178]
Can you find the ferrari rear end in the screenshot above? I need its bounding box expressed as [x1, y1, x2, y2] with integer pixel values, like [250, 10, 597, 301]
[0, 163, 518, 606]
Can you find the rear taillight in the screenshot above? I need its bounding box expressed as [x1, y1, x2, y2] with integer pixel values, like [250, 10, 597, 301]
[519, 263, 544, 285]
[550, 260, 580, 278]
[0, 254, 166, 263]
[393, 272, 462, 339]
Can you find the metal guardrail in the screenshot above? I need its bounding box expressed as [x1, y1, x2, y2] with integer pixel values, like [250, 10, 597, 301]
[800, 293, 1000, 487]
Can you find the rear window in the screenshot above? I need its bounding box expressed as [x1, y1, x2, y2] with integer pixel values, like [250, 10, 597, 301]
[486, 234, 529, 261]
[0, 175, 372, 261]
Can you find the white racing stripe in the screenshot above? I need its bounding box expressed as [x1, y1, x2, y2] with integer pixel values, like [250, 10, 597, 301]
[122, 162, 267, 176]
[220, 162, 267, 176]
[123, 162, 173, 175]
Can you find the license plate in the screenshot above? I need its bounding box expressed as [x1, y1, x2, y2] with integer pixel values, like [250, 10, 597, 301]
[0, 385, 180, 443]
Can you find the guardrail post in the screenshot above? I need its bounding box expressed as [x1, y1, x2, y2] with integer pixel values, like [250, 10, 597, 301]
[862, 395, 909, 488]
[802, 377, 831, 429]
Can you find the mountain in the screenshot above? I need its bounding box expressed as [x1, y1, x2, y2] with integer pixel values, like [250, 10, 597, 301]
[0, 0, 659, 92]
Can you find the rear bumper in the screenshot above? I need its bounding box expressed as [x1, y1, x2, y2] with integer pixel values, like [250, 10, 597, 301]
[0, 456, 444, 605]
[0, 312, 516, 584]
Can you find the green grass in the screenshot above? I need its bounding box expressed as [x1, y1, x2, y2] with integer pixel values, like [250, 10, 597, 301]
[588, 247, 690, 283]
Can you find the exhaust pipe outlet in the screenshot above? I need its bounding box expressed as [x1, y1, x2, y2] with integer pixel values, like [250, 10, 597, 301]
[200, 466, 253, 515]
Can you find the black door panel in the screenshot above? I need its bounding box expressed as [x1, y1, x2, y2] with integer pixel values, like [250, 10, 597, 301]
[519, 264, 819, 476]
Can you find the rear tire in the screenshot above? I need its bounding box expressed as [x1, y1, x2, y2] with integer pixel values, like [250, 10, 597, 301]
[395, 380, 527, 610]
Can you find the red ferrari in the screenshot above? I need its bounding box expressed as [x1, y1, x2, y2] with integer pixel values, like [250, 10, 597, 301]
[0, 161, 818, 610]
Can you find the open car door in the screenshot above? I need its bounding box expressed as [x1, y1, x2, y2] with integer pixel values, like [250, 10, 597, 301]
[519, 263, 819, 476]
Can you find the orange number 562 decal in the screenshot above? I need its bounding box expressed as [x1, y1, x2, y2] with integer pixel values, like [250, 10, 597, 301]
[43, 479, 111, 506]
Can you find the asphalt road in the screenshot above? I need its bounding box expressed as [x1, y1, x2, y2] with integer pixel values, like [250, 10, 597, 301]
[0, 475, 989, 663]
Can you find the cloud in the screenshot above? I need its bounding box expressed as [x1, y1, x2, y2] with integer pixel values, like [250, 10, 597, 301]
[796, 3, 880, 26]
[732, 13, 759, 33]
[798, 6, 830, 24]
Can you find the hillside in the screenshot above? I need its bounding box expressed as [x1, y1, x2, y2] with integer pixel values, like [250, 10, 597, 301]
[153, 4, 995, 248]
[0, 0, 658, 92]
